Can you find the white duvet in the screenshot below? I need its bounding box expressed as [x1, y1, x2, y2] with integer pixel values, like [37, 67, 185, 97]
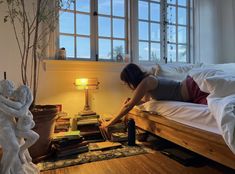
[189, 68, 235, 154]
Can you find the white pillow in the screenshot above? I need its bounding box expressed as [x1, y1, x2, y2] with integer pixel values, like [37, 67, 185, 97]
[140, 63, 159, 75]
[154, 63, 201, 81]
[201, 63, 235, 75]
[205, 75, 235, 97]
[188, 68, 225, 93]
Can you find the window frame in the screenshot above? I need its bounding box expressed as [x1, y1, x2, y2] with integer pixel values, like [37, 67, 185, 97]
[57, 0, 193, 63]
[58, 0, 129, 61]
[134, 0, 192, 64]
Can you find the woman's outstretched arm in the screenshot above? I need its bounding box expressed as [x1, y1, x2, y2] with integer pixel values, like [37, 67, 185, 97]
[101, 76, 157, 128]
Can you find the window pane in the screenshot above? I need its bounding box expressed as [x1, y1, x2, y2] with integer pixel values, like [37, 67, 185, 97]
[113, 18, 125, 38]
[98, 0, 111, 15]
[167, 25, 176, 43]
[151, 43, 160, 61]
[151, 23, 160, 41]
[150, 3, 160, 22]
[113, 0, 125, 17]
[151, 0, 160, 2]
[98, 17, 111, 37]
[178, 0, 187, 6]
[59, 12, 74, 34]
[76, 14, 90, 35]
[61, 0, 74, 10]
[167, 6, 176, 24]
[60, 35, 74, 58]
[178, 45, 187, 62]
[167, 44, 176, 62]
[178, 26, 187, 43]
[138, 1, 148, 20]
[139, 21, 149, 40]
[139, 42, 149, 61]
[99, 39, 111, 59]
[178, 7, 187, 25]
[113, 40, 125, 61]
[77, 37, 90, 59]
[76, 0, 90, 12]
[167, 0, 176, 5]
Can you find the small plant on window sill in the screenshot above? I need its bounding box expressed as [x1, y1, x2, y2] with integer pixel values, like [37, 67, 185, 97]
[0, 0, 74, 107]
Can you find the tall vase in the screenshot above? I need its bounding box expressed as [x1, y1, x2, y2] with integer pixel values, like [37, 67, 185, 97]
[29, 105, 58, 163]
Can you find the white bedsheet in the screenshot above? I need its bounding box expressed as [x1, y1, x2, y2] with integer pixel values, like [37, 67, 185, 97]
[135, 100, 220, 134]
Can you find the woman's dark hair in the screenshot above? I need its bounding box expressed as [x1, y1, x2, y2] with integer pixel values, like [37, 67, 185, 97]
[120, 63, 148, 90]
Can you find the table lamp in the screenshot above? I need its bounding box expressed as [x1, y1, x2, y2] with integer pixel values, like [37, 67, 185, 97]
[75, 78, 99, 116]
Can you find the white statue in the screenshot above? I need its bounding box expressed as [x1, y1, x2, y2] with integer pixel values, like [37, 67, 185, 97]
[0, 80, 39, 174]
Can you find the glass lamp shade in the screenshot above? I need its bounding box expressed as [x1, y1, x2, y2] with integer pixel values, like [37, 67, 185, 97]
[75, 78, 89, 90]
[75, 78, 99, 90]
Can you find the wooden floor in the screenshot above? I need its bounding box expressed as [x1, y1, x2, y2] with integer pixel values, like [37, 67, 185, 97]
[40, 152, 235, 174]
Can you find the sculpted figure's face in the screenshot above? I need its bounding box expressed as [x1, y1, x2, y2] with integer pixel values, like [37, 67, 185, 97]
[0, 80, 15, 97]
[11, 86, 28, 104]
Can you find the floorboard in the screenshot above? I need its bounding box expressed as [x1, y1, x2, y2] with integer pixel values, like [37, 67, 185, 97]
[40, 152, 235, 174]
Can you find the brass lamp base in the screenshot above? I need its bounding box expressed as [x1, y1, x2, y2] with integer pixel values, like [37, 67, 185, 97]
[80, 109, 96, 116]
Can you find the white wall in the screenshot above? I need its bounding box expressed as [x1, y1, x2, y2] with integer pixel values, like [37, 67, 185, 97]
[37, 61, 131, 116]
[220, 0, 235, 63]
[194, 0, 235, 64]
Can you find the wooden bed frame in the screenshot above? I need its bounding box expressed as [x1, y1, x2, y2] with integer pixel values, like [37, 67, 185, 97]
[127, 108, 235, 170]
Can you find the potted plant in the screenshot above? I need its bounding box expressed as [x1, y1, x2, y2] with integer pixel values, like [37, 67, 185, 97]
[1, 0, 73, 162]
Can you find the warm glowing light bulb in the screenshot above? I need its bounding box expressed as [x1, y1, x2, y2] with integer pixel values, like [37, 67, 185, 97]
[75, 78, 88, 89]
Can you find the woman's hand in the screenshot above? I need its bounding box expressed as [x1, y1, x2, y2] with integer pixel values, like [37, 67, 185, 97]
[100, 120, 110, 129]
[123, 97, 131, 105]
[99, 120, 111, 140]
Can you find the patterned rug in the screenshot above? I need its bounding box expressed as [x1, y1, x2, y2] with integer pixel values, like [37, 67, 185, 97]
[37, 142, 155, 171]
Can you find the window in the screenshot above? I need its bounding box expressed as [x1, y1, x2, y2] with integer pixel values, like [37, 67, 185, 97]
[59, 0, 127, 61]
[137, 0, 191, 63]
[59, 0, 192, 63]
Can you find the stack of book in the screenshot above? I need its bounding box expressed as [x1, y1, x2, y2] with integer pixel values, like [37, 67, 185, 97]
[100, 121, 128, 142]
[54, 114, 71, 133]
[77, 114, 104, 142]
[52, 130, 89, 158]
[110, 132, 128, 142]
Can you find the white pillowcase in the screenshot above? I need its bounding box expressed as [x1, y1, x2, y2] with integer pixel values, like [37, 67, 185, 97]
[154, 63, 201, 81]
[201, 63, 235, 75]
[188, 68, 224, 93]
[205, 75, 235, 97]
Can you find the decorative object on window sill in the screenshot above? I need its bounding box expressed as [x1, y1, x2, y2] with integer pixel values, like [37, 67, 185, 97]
[116, 53, 124, 62]
[57, 47, 67, 60]
[124, 54, 130, 63]
[74, 78, 99, 116]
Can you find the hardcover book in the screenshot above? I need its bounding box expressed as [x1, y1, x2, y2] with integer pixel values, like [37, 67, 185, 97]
[110, 132, 128, 142]
[99, 122, 127, 141]
[89, 141, 122, 151]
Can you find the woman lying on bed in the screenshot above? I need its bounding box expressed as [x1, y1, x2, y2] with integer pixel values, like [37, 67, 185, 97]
[100, 63, 209, 128]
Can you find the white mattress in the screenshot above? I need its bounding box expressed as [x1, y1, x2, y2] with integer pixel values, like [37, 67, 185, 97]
[135, 100, 221, 135]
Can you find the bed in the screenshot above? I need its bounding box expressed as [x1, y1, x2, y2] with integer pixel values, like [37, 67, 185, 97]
[126, 63, 235, 169]
[127, 105, 235, 169]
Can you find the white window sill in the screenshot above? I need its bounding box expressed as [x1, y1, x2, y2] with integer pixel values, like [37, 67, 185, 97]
[43, 60, 128, 72]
